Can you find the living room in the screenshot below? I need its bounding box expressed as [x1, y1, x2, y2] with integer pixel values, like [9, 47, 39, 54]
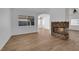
[0, 8, 79, 51]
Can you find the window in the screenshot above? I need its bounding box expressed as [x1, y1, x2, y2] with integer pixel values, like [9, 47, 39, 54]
[71, 19, 79, 25]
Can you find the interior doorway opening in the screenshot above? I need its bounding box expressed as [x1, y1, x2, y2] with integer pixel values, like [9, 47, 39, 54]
[38, 14, 51, 33]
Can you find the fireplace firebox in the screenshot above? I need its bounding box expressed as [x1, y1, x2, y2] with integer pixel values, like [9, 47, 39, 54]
[51, 22, 69, 40]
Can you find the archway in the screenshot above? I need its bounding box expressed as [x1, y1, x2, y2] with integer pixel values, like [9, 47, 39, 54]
[38, 14, 51, 33]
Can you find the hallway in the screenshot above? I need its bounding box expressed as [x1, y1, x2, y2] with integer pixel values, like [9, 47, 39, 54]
[2, 29, 79, 51]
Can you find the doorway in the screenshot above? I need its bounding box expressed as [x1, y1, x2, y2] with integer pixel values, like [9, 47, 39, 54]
[38, 14, 51, 33]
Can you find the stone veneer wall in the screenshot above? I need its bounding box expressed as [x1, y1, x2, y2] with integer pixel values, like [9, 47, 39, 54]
[51, 21, 69, 40]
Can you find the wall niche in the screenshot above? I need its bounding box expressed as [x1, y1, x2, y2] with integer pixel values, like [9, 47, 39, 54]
[18, 15, 34, 26]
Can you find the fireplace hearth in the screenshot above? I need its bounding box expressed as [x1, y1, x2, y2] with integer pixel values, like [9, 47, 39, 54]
[51, 22, 69, 40]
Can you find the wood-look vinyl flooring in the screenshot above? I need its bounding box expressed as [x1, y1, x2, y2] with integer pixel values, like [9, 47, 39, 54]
[2, 29, 79, 51]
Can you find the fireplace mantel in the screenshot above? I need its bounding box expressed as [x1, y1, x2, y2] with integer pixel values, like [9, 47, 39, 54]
[51, 21, 69, 28]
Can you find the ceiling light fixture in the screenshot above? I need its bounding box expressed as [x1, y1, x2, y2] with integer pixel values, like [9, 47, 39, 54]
[73, 8, 77, 14]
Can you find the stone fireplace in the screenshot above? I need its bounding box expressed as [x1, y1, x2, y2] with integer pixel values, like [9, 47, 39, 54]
[53, 28, 65, 34]
[51, 21, 69, 40]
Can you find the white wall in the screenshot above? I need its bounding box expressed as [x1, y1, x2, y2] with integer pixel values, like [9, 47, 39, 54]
[11, 8, 66, 35]
[11, 8, 38, 35]
[0, 8, 11, 49]
[50, 8, 66, 21]
[0, 8, 69, 49]
[69, 8, 79, 30]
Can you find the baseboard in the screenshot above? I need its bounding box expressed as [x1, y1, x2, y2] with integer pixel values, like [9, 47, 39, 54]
[0, 32, 38, 51]
[0, 36, 12, 51]
[12, 32, 38, 37]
